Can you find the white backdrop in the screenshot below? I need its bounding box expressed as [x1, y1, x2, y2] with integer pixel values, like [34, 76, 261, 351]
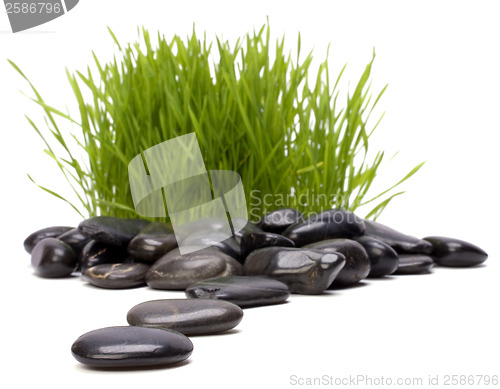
[1, 1, 498, 388]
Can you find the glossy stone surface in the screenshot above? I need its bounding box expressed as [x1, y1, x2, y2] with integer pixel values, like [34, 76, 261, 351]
[423, 236, 488, 267]
[146, 247, 243, 290]
[57, 228, 91, 258]
[394, 254, 433, 275]
[71, 326, 193, 368]
[356, 236, 399, 278]
[78, 216, 150, 246]
[181, 231, 241, 262]
[282, 209, 365, 247]
[233, 221, 264, 242]
[24, 226, 73, 254]
[364, 220, 433, 254]
[127, 222, 177, 263]
[305, 239, 371, 287]
[258, 208, 303, 233]
[185, 276, 291, 307]
[127, 299, 243, 335]
[31, 238, 77, 278]
[83, 263, 150, 289]
[80, 240, 128, 273]
[240, 232, 295, 258]
[243, 247, 346, 294]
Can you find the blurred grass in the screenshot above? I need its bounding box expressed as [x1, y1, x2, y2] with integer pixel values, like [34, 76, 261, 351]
[11, 23, 423, 222]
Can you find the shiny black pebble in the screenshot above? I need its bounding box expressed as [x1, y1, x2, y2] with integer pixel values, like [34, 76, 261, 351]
[423, 236, 488, 267]
[83, 263, 150, 289]
[58, 228, 91, 260]
[31, 238, 77, 278]
[305, 239, 371, 287]
[364, 220, 433, 254]
[283, 209, 365, 247]
[71, 326, 193, 368]
[78, 216, 150, 246]
[24, 226, 73, 254]
[180, 230, 241, 261]
[146, 247, 243, 290]
[127, 222, 177, 263]
[244, 247, 346, 295]
[233, 221, 264, 243]
[80, 240, 128, 273]
[185, 276, 291, 307]
[258, 208, 303, 233]
[240, 232, 295, 258]
[127, 299, 243, 335]
[356, 236, 399, 278]
[394, 254, 433, 275]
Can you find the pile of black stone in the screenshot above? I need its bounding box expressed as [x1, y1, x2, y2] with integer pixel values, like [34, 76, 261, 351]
[24, 209, 488, 368]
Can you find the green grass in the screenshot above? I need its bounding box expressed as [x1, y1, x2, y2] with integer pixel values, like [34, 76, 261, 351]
[11, 23, 423, 222]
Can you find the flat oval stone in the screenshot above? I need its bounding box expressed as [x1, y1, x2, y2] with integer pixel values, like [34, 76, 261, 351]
[394, 254, 433, 275]
[127, 299, 243, 335]
[283, 209, 365, 247]
[57, 228, 91, 259]
[127, 222, 177, 263]
[78, 216, 150, 246]
[243, 247, 346, 295]
[24, 226, 73, 254]
[233, 221, 264, 243]
[423, 236, 488, 267]
[71, 326, 193, 368]
[240, 232, 295, 258]
[185, 276, 291, 307]
[305, 239, 370, 287]
[356, 236, 399, 278]
[146, 247, 243, 290]
[83, 263, 150, 289]
[31, 238, 77, 278]
[180, 230, 241, 262]
[364, 220, 433, 254]
[258, 208, 303, 233]
[80, 240, 128, 273]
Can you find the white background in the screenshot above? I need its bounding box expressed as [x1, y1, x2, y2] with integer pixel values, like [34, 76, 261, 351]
[1, 1, 499, 388]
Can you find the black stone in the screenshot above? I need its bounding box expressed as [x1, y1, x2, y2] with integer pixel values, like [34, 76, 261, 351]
[23, 226, 73, 254]
[80, 240, 128, 273]
[71, 326, 193, 368]
[127, 222, 177, 263]
[355, 236, 399, 278]
[83, 263, 150, 289]
[57, 228, 91, 259]
[78, 216, 150, 246]
[240, 232, 295, 258]
[423, 236, 488, 267]
[127, 299, 243, 335]
[282, 209, 365, 247]
[243, 247, 346, 295]
[185, 276, 291, 307]
[233, 221, 264, 243]
[305, 239, 371, 287]
[364, 220, 433, 254]
[180, 230, 241, 261]
[31, 238, 77, 278]
[258, 208, 303, 233]
[146, 247, 243, 290]
[394, 254, 433, 275]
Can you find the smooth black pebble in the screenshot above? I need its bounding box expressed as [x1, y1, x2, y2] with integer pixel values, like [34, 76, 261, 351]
[78, 216, 150, 246]
[356, 236, 399, 278]
[283, 209, 365, 247]
[127, 299, 243, 335]
[394, 254, 433, 275]
[423, 236, 488, 267]
[31, 238, 77, 278]
[180, 230, 241, 262]
[127, 222, 178, 263]
[305, 239, 371, 287]
[240, 232, 295, 258]
[243, 247, 346, 295]
[58, 228, 91, 260]
[80, 240, 128, 273]
[258, 208, 303, 233]
[24, 226, 73, 254]
[364, 219, 433, 254]
[185, 276, 291, 307]
[146, 247, 243, 290]
[83, 263, 149, 289]
[71, 326, 193, 368]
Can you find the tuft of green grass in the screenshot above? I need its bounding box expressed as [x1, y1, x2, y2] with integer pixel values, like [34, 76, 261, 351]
[11, 23, 423, 222]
